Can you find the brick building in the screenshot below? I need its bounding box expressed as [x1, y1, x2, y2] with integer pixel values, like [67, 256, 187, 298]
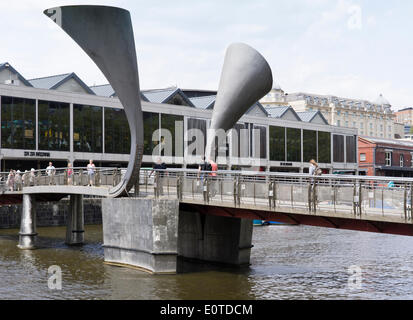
[358, 136, 413, 177]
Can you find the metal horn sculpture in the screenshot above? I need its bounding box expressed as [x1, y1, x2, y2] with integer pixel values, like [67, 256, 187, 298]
[205, 43, 273, 160]
[44, 5, 143, 197]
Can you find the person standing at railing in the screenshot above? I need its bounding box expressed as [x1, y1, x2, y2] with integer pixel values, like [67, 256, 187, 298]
[208, 158, 218, 197]
[67, 163, 74, 185]
[150, 158, 166, 196]
[87, 160, 96, 186]
[29, 168, 36, 186]
[22, 170, 29, 187]
[198, 157, 211, 181]
[15, 170, 22, 191]
[46, 162, 56, 185]
[7, 170, 14, 192]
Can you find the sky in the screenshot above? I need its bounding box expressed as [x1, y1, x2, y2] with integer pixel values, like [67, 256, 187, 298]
[0, 0, 412, 110]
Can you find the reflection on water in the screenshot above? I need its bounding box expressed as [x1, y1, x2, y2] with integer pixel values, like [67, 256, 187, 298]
[1, 224, 413, 299]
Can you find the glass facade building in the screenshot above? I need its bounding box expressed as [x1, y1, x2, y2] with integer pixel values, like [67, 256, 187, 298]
[73, 104, 103, 153]
[104, 107, 130, 154]
[1, 96, 36, 150]
[0, 85, 358, 173]
[38, 100, 70, 151]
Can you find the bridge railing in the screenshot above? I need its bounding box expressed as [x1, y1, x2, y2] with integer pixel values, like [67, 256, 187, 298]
[146, 169, 413, 222]
[0, 167, 124, 192]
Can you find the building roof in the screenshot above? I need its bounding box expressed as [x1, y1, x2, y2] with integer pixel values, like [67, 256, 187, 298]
[0, 62, 33, 87]
[29, 72, 95, 94]
[90, 84, 116, 97]
[272, 82, 282, 91]
[265, 105, 301, 121]
[90, 83, 149, 101]
[189, 95, 216, 110]
[360, 136, 413, 148]
[296, 111, 328, 124]
[142, 87, 195, 107]
[374, 94, 391, 106]
[247, 102, 269, 117]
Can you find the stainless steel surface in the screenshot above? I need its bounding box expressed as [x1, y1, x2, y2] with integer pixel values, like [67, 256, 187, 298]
[206, 43, 273, 159]
[44, 5, 144, 197]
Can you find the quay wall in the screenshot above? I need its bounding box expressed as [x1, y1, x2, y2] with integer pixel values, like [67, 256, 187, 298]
[0, 198, 102, 229]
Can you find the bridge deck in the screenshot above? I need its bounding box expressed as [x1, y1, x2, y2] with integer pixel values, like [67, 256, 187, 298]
[1, 169, 413, 235]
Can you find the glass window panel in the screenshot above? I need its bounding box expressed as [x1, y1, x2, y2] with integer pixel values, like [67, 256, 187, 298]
[269, 126, 285, 161]
[161, 114, 184, 157]
[346, 136, 356, 163]
[105, 108, 130, 154]
[1, 96, 36, 150]
[318, 131, 331, 163]
[303, 130, 317, 162]
[73, 104, 102, 153]
[38, 100, 70, 151]
[187, 118, 207, 156]
[287, 128, 301, 162]
[253, 125, 267, 159]
[333, 134, 345, 163]
[144, 112, 160, 156]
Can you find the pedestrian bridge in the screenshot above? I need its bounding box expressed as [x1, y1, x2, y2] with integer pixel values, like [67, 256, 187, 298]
[4, 166, 413, 273]
[2, 167, 413, 237]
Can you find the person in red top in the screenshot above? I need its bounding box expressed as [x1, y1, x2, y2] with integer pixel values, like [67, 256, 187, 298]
[209, 158, 218, 177]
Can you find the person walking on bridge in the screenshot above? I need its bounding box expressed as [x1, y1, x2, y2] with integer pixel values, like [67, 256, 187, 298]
[87, 160, 96, 186]
[46, 162, 56, 185]
[67, 163, 74, 185]
[7, 169, 14, 192]
[208, 158, 218, 197]
[150, 158, 166, 196]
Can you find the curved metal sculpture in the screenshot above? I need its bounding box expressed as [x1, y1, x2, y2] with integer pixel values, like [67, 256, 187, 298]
[44, 5, 143, 197]
[205, 43, 273, 160]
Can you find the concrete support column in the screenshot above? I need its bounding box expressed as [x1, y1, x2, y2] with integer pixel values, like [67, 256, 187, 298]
[178, 211, 253, 266]
[18, 194, 37, 250]
[66, 194, 84, 245]
[102, 198, 179, 274]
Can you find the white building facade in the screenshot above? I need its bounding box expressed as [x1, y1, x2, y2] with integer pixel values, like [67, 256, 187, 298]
[260, 85, 396, 140]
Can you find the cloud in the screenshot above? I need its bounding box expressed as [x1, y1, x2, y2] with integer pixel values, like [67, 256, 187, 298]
[0, 0, 411, 109]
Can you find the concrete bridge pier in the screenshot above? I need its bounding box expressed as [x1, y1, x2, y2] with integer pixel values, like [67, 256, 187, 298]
[102, 198, 179, 274]
[17, 194, 37, 250]
[66, 194, 84, 246]
[178, 211, 253, 266]
[101, 198, 253, 274]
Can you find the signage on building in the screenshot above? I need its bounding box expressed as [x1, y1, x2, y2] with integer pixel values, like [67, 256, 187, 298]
[280, 162, 293, 167]
[24, 151, 51, 158]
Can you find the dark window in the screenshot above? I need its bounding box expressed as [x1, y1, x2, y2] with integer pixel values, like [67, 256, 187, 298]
[303, 130, 317, 163]
[318, 131, 331, 163]
[143, 112, 160, 156]
[187, 118, 207, 156]
[333, 135, 345, 163]
[105, 108, 130, 154]
[73, 104, 103, 153]
[287, 128, 301, 162]
[232, 123, 249, 158]
[269, 126, 285, 161]
[38, 100, 70, 151]
[346, 136, 356, 163]
[1, 96, 36, 150]
[161, 114, 184, 157]
[253, 125, 267, 159]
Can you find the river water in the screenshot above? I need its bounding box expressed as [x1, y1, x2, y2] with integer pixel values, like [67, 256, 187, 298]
[1, 224, 413, 300]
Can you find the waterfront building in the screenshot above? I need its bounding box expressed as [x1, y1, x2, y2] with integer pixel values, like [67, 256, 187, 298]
[260, 84, 397, 140]
[358, 136, 413, 177]
[0, 62, 358, 174]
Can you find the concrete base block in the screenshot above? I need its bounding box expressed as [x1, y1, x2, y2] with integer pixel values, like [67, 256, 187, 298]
[178, 211, 253, 266]
[102, 198, 179, 274]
